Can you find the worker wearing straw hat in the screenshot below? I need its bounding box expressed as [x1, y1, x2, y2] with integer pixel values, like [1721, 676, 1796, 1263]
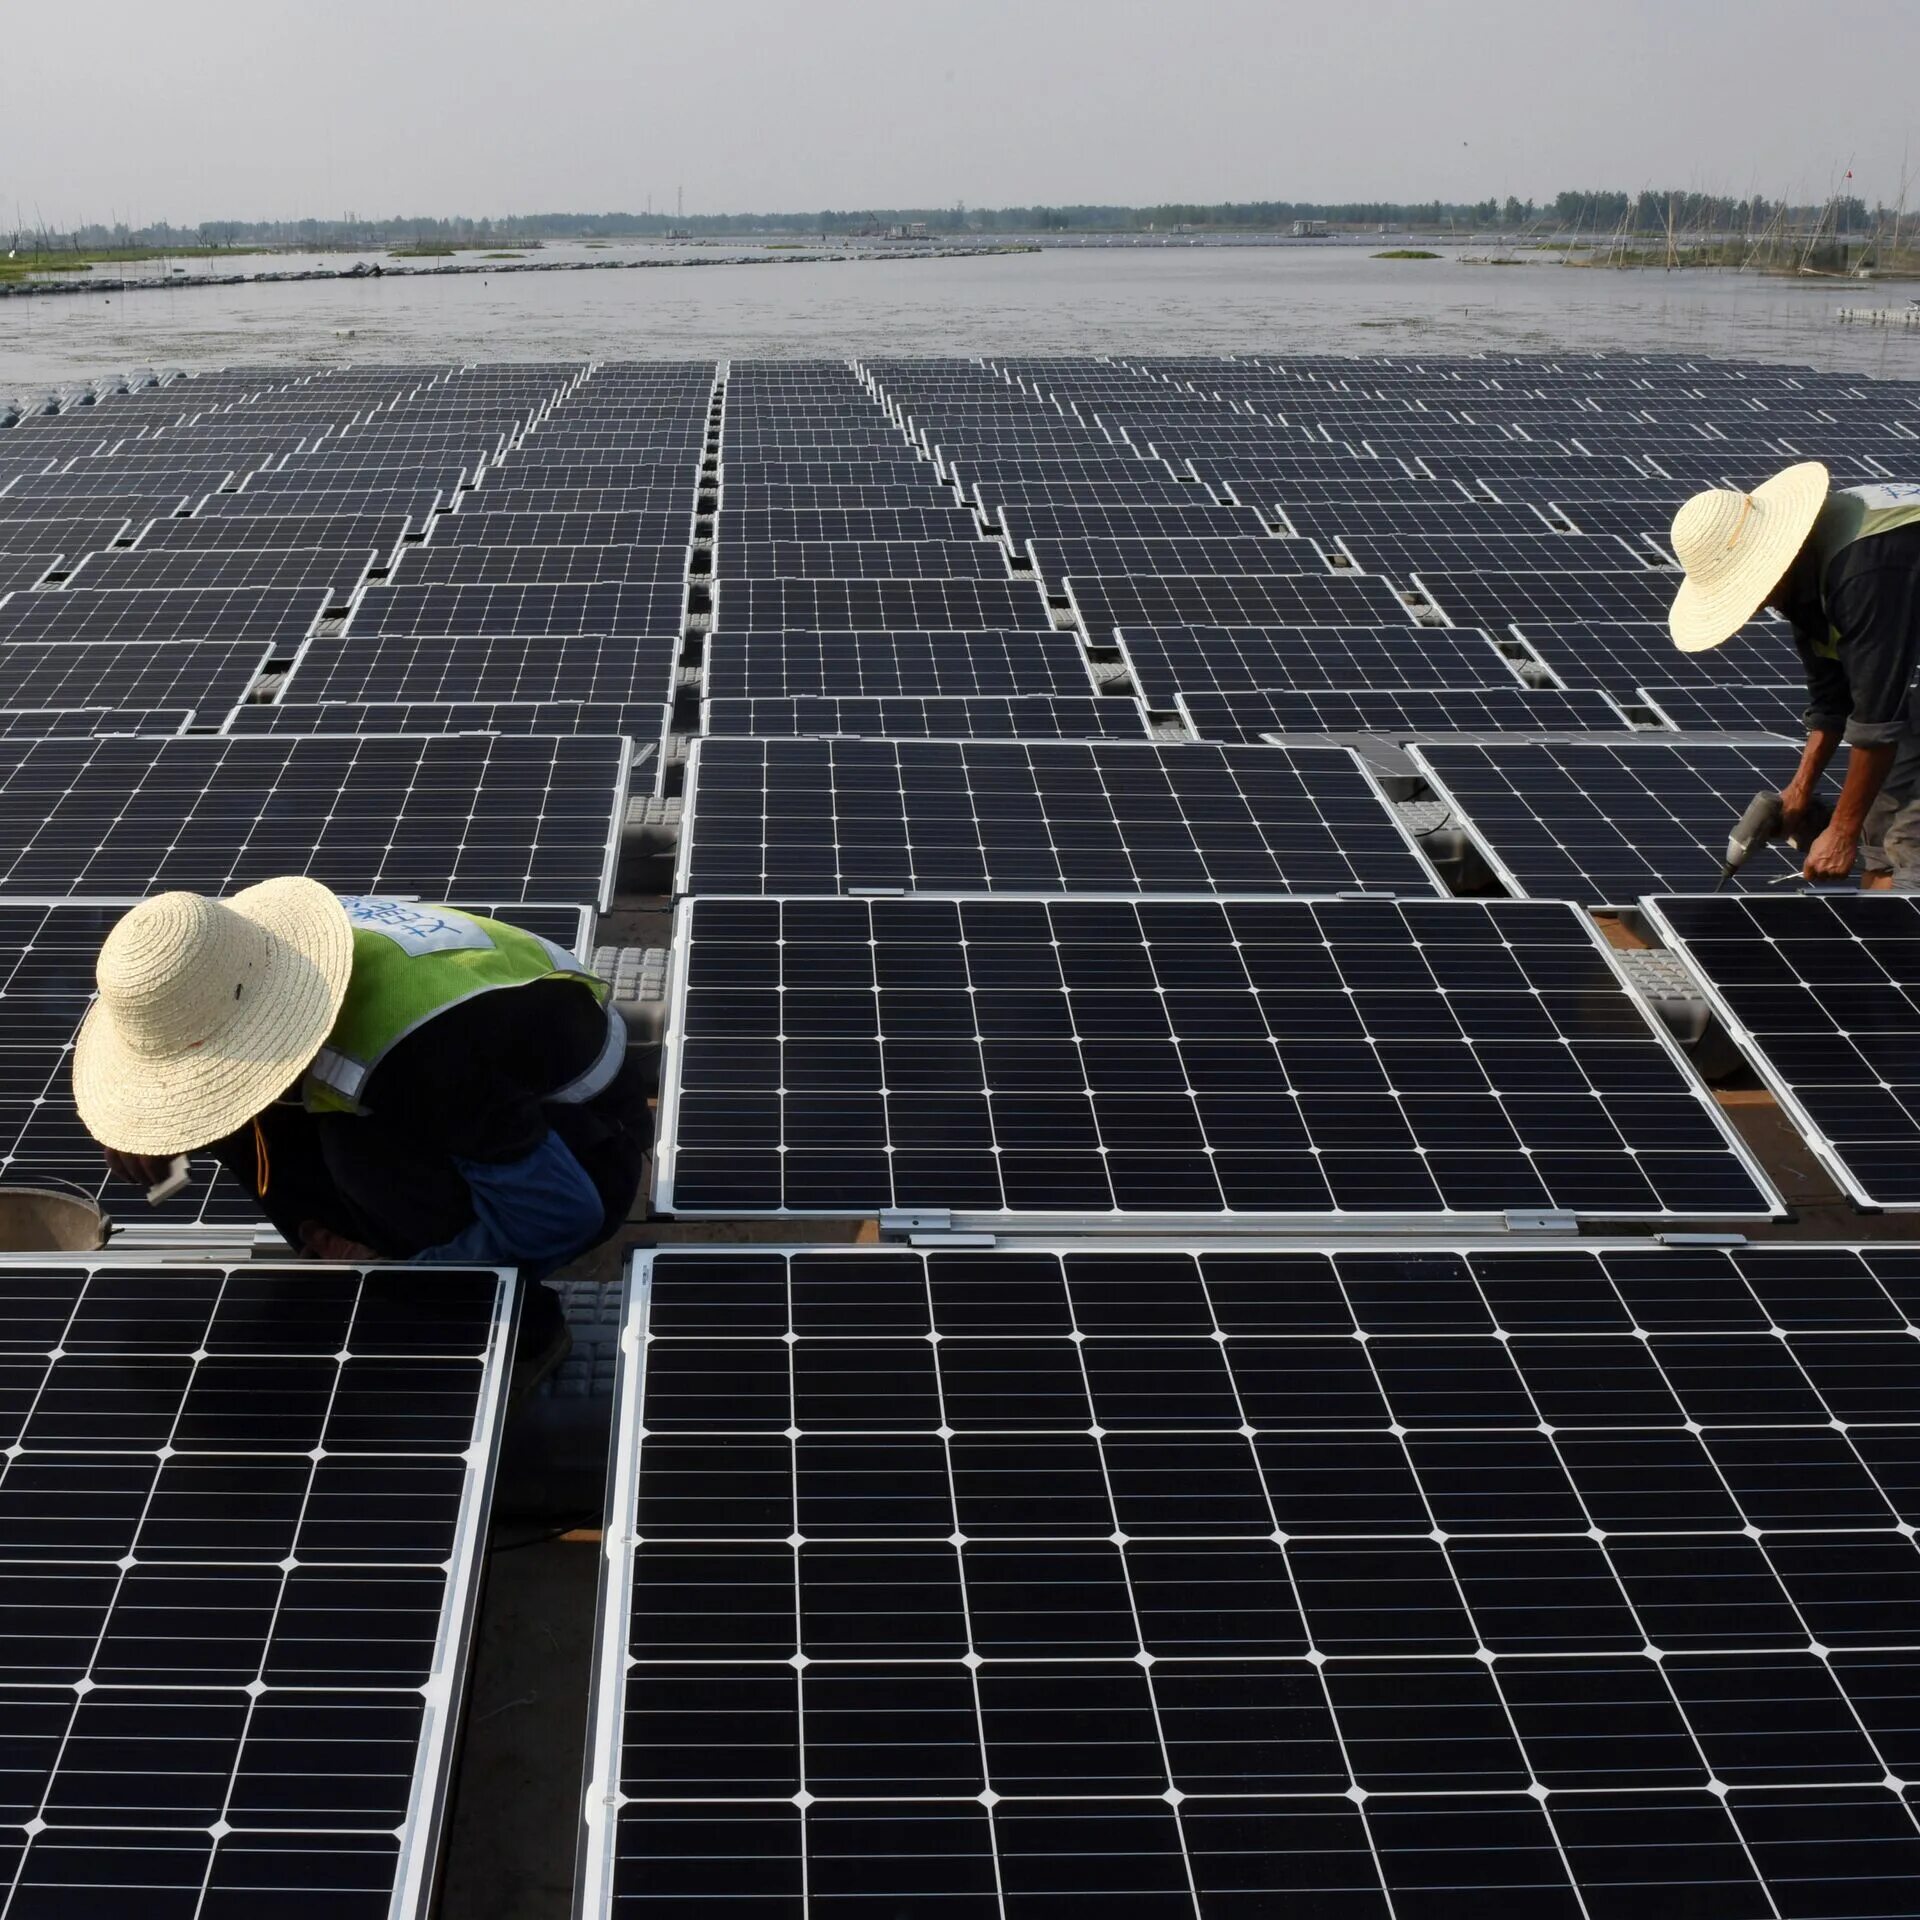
[1671, 462, 1920, 887]
[72, 885, 648, 1280]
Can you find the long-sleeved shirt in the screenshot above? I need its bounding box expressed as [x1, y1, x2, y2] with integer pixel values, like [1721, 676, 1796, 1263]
[1788, 518, 1920, 747]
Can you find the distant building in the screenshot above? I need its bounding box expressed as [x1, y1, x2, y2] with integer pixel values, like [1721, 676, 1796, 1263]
[1292, 219, 1330, 238]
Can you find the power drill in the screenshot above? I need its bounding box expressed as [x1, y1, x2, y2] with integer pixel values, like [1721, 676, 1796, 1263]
[1717, 789, 1834, 890]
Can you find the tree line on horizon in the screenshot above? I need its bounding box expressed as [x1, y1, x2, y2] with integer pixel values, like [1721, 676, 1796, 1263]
[32, 189, 1884, 251]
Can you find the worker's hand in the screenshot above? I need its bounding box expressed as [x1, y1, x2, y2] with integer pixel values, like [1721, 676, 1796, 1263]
[298, 1220, 382, 1262]
[1803, 822, 1861, 882]
[101, 1146, 177, 1189]
[1779, 786, 1817, 842]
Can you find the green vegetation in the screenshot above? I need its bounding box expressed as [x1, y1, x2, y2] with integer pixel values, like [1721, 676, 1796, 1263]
[389, 242, 456, 258]
[0, 243, 269, 280]
[478, 250, 523, 259]
[1374, 248, 1439, 259]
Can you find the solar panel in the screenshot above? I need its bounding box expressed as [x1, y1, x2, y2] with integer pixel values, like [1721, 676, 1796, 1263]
[1411, 738, 1816, 904]
[725, 509, 986, 544]
[1070, 574, 1412, 633]
[1337, 533, 1657, 578]
[454, 488, 691, 515]
[0, 1251, 512, 1917]
[1645, 892, 1920, 1207]
[133, 512, 411, 562]
[426, 512, 693, 547]
[1513, 618, 1801, 695]
[727, 485, 959, 511]
[390, 544, 689, 586]
[998, 503, 1270, 545]
[0, 554, 61, 593]
[1549, 499, 1681, 554]
[347, 582, 686, 638]
[716, 581, 1051, 632]
[225, 699, 663, 744]
[281, 634, 680, 707]
[62, 548, 378, 595]
[701, 694, 1147, 738]
[1278, 501, 1555, 539]
[0, 588, 328, 650]
[1638, 684, 1805, 734]
[584, 1236, 1920, 1919]
[656, 894, 1778, 1223]
[0, 706, 193, 737]
[0, 734, 629, 904]
[721, 540, 1012, 581]
[1032, 536, 1306, 584]
[703, 631, 1095, 699]
[678, 741, 1439, 896]
[1414, 570, 1680, 627]
[0, 639, 270, 711]
[1177, 685, 1635, 739]
[1114, 625, 1523, 704]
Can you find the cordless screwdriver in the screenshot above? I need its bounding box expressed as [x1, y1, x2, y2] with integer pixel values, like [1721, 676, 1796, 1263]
[1716, 789, 1834, 890]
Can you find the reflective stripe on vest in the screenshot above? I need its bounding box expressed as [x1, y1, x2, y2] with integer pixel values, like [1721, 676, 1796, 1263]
[303, 898, 610, 1115]
[1806, 484, 1920, 654]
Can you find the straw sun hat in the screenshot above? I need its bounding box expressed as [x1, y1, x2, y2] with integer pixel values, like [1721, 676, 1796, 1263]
[73, 879, 352, 1156]
[1668, 460, 1829, 654]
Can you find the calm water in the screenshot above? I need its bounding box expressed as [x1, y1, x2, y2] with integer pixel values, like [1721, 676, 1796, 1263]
[5, 244, 1919, 389]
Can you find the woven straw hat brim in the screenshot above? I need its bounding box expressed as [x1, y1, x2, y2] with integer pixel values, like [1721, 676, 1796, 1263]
[1669, 461, 1829, 654]
[72, 878, 353, 1156]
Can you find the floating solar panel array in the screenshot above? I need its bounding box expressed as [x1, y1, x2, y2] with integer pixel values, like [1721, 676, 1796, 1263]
[19, 352, 1920, 1919]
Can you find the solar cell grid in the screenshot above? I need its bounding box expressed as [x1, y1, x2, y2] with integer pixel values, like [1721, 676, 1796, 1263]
[227, 699, 663, 742]
[0, 733, 628, 904]
[389, 544, 689, 586]
[721, 540, 1012, 581]
[279, 633, 679, 707]
[585, 1238, 1920, 1918]
[1276, 501, 1554, 539]
[1032, 536, 1307, 584]
[1177, 685, 1635, 739]
[1411, 738, 1816, 903]
[1337, 532, 1657, 578]
[1415, 569, 1680, 627]
[657, 894, 1778, 1222]
[724, 509, 985, 544]
[701, 694, 1147, 739]
[1515, 618, 1802, 695]
[1114, 626, 1524, 703]
[998, 503, 1268, 544]
[425, 511, 690, 547]
[0, 555, 61, 594]
[1645, 893, 1920, 1208]
[0, 587, 327, 651]
[1638, 683, 1804, 734]
[348, 582, 685, 638]
[717, 581, 1051, 632]
[0, 1254, 511, 1919]
[704, 630, 1094, 700]
[678, 740, 1440, 897]
[61, 548, 378, 595]
[1072, 574, 1412, 633]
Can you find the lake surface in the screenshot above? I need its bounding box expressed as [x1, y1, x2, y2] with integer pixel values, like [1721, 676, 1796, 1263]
[5, 243, 1919, 390]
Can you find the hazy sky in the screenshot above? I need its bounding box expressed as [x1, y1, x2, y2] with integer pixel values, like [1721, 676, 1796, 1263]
[8, 0, 1916, 226]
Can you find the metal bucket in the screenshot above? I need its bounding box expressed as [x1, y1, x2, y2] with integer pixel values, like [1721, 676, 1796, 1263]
[0, 1186, 110, 1252]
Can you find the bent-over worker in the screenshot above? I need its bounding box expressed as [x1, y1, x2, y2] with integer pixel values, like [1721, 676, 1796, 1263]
[1670, 462, 1920, 887]
[74, 882, 647, 1276]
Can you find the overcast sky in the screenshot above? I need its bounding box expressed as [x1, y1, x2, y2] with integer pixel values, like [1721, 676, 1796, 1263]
[8, 0, 1916, 227]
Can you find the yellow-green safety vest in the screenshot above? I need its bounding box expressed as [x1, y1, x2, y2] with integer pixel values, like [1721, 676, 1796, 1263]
[303, 898, 611, 1116]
